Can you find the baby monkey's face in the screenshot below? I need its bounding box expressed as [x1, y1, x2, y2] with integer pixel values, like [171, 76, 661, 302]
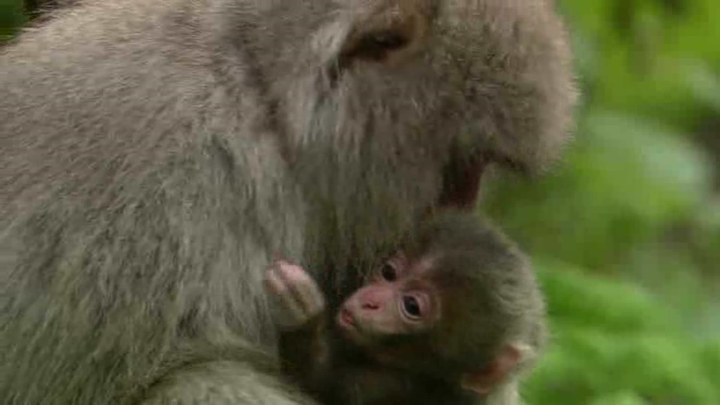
[336, 251, 443, 348]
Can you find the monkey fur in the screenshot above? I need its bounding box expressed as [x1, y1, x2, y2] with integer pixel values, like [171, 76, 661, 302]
[0, 0, 576, 404]
[271, 212, 547, 405]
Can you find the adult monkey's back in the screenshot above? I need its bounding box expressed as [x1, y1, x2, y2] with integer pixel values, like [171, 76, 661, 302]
[0, 0, 576, 403]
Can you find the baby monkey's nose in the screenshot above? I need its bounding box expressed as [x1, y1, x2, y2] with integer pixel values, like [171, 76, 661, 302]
[361, 301, 381, 310]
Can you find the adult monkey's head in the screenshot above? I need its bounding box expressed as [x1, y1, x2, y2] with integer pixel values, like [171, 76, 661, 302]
[230, 0, 576, 279]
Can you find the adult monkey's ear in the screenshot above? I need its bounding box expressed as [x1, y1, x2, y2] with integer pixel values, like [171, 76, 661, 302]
[339, 0, 434, 67]
[312, 0, 434, 80]
[310, 0, 434, 86]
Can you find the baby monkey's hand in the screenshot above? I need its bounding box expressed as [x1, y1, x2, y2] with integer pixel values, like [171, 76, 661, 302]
[264, 260, 326, 331]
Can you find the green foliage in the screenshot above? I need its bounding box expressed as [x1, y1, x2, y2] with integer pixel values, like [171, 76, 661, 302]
[523, 262, 720, 404]
[484, 111, 712, 270]
[0, 0, 26, 41]
[493, 0, 720, 403]
[537, 260, 674, 333]
[2, 0, 720, 403]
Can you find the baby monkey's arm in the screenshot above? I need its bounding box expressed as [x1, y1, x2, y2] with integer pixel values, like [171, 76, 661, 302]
[264, 261, 417, 404]
[264, 261, 330, 390]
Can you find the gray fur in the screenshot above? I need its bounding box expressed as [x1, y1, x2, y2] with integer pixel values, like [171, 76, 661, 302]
[0, 0, 575, 403]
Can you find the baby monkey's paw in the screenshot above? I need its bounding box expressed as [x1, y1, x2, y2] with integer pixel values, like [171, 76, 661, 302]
[264, 260, 326, 330]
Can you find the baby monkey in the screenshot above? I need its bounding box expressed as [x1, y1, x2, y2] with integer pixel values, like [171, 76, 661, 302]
[265, 213, 546, 405]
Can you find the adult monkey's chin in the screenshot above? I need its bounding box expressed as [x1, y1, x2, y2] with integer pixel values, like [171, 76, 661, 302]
[437, 152, 488, 210]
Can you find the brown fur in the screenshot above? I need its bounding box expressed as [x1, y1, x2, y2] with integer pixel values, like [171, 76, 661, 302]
[0, 0, 575, 403]
[277, 212, 547, 405]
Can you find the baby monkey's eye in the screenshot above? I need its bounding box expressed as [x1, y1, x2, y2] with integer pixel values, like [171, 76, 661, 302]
[380, 264, 397, 281]
[401, 295, 422, 319]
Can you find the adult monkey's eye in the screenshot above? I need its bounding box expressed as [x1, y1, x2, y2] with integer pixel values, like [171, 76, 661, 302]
[345, 30, 411, 62]
[401, 295, 422, 319]
[380, 263, 397, 281]
[366, 31, 409, 52]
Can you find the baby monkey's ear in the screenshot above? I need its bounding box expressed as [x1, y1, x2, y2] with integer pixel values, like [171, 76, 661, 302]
[460, 344, 527, 396]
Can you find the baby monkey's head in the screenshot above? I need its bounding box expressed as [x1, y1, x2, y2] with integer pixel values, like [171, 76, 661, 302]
[336, 212, 546, 395]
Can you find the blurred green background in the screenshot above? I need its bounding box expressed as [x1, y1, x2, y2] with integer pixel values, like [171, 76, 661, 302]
[2, 0, 719, 403]
[483, 1, 720, 403]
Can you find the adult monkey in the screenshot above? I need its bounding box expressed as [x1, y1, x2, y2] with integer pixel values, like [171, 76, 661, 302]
[0, 0, 576, 404]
